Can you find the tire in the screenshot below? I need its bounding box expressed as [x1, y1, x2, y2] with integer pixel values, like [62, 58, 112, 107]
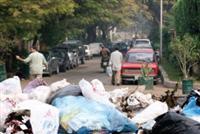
[81, 58, 85, 64]
[60, 65, 66, 72]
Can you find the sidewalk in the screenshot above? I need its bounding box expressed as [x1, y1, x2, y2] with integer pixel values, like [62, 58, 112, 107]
[160, 66, 200, 89]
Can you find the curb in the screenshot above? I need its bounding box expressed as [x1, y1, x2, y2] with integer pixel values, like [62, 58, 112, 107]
[159, 66, 200, 89]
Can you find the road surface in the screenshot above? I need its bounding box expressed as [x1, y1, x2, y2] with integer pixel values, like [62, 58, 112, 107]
[21, 57, 182, 97]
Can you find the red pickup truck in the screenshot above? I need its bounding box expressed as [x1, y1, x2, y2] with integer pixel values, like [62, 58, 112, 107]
[121, 48, 159, 84]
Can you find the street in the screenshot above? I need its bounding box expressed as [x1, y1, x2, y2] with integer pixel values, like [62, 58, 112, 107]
[22, 57, 182, 97]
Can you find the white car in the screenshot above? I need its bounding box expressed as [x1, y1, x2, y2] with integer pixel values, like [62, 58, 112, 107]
[84, 45, 92, 60]
[134, 39, 152, 48]
[88, 42, 103, 56]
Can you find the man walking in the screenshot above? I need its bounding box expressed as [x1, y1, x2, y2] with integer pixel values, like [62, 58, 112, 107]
[109, 47, 123, 86]
[16, 45, 47, 80]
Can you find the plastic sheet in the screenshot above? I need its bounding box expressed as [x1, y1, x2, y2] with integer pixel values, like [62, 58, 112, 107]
[52, 96, 137, 133]
[182, 96, 200, 122]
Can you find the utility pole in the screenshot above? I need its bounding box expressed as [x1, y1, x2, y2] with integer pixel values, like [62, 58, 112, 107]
[160, 0, 163, 60]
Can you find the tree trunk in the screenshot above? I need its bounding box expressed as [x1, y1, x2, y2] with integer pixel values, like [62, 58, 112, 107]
[86, 25, 97, 43]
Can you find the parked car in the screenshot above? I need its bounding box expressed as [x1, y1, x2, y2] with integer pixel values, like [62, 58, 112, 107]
[51, 49, 71, 72]
[84, 45, 93, 60]
[111, 41, 129, 56]
[134, 39, 152, 48]
[88, 42, 103, 56]
[63, 40, 85, 65]
[55, 43, 78, 68]
[42, 51, 60, 76]
[121, 48, 159, 84]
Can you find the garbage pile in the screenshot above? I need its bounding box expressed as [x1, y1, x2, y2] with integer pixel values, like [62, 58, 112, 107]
[0, 76, 200, 134]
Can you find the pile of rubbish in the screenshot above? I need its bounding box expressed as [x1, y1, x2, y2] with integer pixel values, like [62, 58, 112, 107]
[0, 76, 200, 134]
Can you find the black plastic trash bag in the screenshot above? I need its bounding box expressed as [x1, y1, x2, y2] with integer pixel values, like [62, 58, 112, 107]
[47, 85, 82, 104]
[150, 112, 200, 134]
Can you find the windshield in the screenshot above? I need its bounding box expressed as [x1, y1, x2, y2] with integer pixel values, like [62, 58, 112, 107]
[134, 44, 152, 48]
[126, 52, 153, 63]
[135, 40, 151, 48]
[51, 50, 65, 58]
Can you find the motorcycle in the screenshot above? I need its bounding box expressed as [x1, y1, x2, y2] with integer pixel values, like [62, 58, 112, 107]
[101, 58, 109, 73]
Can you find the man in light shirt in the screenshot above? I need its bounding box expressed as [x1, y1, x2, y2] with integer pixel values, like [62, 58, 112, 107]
[16, 45, 47, 80]
[109, 47, 123, 86]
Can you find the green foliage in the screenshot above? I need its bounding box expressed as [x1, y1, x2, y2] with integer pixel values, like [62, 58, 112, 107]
[173, 0, 200, 35]
[161, 57, 182, 81]
[141, 63, 153, 80]
[170, 34, 200, 79]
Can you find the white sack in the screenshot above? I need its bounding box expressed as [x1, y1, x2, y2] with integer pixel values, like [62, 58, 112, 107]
[50, 79, 70, 92]
[91, 79, 110, 98]
[106, 66, 112, 77]
[15, 100, 59, 134]
[0, 76, 21, 95]
[0, 99, 15, 130]
[132, 101, 168, 124]
[29, 86, 51, 102]
[79, 79, 114, 107]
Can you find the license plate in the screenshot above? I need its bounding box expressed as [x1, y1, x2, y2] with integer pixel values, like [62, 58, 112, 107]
[135, 75, 140, 80]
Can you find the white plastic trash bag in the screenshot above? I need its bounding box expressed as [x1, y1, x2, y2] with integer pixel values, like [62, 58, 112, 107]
[91, 79, 110, 98]
[0, 76, 22, 95]
[0, 99, 15, 130]
[29, 86, 51, 102]
[79, 79, 114, 107]
[106, 66, 112, 77]
[50, 79, 70, 92]
[15, 100, 59, 134]
[131, 101, 168, 124]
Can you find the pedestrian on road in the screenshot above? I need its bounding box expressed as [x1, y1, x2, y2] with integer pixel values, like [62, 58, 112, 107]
[16, 45, 47, 80]
[100, 45, 110, 71]
[109, 47, 123, 86]
[100, 45, 110, 61]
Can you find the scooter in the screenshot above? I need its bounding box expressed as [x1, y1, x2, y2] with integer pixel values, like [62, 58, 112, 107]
[101, 58, 109, 73]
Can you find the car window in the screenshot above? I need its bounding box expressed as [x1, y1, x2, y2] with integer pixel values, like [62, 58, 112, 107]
[135, 40, 150, 44]
[134, 43, 152, 48]
[51, 50, 64, 58]
[126, 52, 153, 63]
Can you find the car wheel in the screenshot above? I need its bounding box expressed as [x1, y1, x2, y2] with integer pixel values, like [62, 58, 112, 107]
[56, 66, 59, 74]
[60, 65, 66, 72]
[81, 59, 85, 64]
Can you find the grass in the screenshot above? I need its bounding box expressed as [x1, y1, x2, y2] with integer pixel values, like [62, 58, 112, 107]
[161, 57, 182, 81]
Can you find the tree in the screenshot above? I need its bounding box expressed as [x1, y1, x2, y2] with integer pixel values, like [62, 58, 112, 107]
[174, 0, 200, 36]
[170, 34, 200, 79]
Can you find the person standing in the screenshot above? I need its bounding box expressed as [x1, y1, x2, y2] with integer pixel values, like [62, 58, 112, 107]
[16, 45, 47, 80]
[109, 47, 123, 86]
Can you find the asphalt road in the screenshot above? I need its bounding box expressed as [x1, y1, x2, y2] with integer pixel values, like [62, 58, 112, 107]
[21, 57, 182, 97]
